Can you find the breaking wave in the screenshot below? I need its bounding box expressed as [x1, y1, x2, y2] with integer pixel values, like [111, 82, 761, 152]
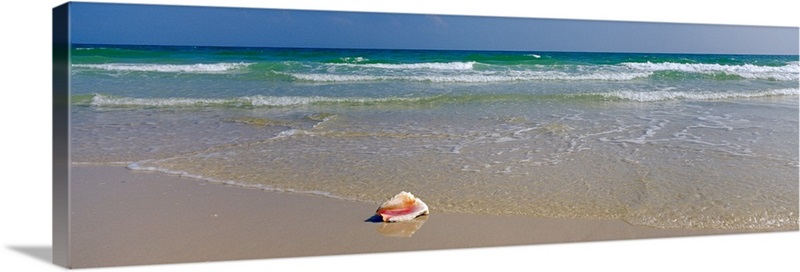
[623, 61, 799, 81]
[603, 88, 799, 102]
[334, 61, 476, 70]
[286, 71, 653, 82]
[72, 62, 254, 73]
[74, 89, 799, 108]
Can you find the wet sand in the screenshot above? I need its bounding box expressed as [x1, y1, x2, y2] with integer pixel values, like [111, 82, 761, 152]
[69, 165, 776, 268]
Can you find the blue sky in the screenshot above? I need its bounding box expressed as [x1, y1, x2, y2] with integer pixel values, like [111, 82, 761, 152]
[69, 2, 799, 54]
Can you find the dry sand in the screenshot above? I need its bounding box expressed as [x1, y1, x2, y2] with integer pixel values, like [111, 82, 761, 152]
[69, 165, 775, 268]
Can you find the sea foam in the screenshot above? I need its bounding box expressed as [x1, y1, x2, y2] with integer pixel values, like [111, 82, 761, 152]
[335, 61, 476, 70]
[86, 88, 799, 108]
[602, 88, 800, 102]
[87, 94, 426, 108]
[91, 94, 236, 107]
[126, 161, 356, 201]
[623, 61, 799, 81]
[287, 71, 652, 82]
[72, 62, 253, 73]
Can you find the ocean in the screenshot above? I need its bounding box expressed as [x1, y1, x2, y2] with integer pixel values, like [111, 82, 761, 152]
[69, 45, 799, 230]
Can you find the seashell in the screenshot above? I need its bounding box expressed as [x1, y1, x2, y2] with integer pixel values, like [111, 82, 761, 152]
[375, 191, 429, 222]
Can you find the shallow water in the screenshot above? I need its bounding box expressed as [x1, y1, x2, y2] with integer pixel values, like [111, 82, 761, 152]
[70, 45, 799, 230]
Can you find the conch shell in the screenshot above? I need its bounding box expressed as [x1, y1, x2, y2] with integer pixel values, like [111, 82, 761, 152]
[375, 191, 429, 222]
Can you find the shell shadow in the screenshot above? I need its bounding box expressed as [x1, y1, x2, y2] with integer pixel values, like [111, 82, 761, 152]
[364, 214, 384, 223]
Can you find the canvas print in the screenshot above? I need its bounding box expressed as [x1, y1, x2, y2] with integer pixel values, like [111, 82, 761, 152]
[53, 2, 799, 268]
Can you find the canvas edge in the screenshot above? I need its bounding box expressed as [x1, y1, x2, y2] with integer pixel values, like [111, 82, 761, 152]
[46, 2, 800, 269]
[52, 2, 71, 269]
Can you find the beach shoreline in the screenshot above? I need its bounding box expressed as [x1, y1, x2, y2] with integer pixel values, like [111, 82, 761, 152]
[68, 165, 790, 268]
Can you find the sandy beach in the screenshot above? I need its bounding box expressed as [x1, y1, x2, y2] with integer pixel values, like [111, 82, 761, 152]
[66, 165, 784, 268]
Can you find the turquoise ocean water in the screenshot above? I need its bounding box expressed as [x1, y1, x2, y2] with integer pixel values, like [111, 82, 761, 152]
[70, 45, 799, 230]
